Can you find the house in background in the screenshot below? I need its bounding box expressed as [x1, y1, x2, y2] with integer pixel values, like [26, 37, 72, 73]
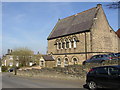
[47, 4, 119, 67]
[40, 55, 55, 68]
[2, 49, 34, 67]
[1, 49, 17, 67]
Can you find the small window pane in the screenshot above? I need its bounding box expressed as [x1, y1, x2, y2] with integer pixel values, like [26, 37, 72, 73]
[108, 67, 119, 76]
[96, 67, 108, 75]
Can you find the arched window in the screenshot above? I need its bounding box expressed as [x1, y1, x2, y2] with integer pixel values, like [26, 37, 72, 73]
[57, 58, 61, 66]
[64, 58, 69, 66]
[73, 38, 77, 48]
[62, 41, 65, 49]
[69, 39, 72, 48]
[56, 42, 59, 50]
[64, 40, 67, 49]
[66, 40, 69, 48]
[40, 61, 44, 66]
[58, 42, 61, 49]
[72, 58, 78, 65]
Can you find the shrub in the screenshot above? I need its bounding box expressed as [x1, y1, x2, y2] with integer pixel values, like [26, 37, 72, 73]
[2, 66, 8, 72]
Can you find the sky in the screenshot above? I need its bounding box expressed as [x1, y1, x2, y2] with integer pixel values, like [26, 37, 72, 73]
[1, 2, 119, 56]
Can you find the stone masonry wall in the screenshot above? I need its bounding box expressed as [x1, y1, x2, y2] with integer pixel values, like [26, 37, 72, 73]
[91, 5, 118, 53]
[47, 32, 92, 66]
[118, 38, 120, 52]
[47, 32, 91, 54]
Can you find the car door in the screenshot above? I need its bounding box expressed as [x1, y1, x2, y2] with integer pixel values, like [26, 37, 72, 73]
[107, 67, 120, 88]
[95, 67, 109, 87]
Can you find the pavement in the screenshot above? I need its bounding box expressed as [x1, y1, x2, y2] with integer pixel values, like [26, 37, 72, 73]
[2, 72, 87, 89]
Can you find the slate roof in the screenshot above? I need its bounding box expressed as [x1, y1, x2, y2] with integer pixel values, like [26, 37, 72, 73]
[116, 28, 120, 38]
[47, 5, 100, 40]
[42, 55, 54, 61]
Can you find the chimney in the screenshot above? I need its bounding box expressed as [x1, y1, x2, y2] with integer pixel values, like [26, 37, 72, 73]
[7, 49, 10, 54]
[58, 18, 60, 21]
[11, 49, 12, 53]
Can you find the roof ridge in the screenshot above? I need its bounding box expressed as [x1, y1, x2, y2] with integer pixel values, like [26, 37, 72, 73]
[60, 7, 97, 21]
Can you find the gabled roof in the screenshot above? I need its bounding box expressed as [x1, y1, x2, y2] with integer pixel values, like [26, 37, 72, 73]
[116, 28, 120, 38]
[47, 5, 101, 40]
[42, 55, 54, 61]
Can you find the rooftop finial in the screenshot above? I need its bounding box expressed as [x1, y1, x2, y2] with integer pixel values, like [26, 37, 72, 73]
[97, 4, 102, 7]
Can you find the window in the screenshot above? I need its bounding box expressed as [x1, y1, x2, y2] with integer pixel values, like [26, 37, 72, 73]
[9, 62, 13, 66]
[58, 42, 61, 49]
[73, 38, 77, 48]
[66, 40, 69, 48]
[62, 42, 65, 49]
[108, 67, 120, 76]
[9, 56, 13, 60]
[57, 42, 59, 50]
[64, 41, 66, 49]
[91, 55, 99, 59]
[64, 58, 69, 66]
[57, 58, 61, 66]
[69, 39, 71, 48]
[73, 58, 78, 65]
[96, 67, 108, 75]
[40, 61, 44, 66]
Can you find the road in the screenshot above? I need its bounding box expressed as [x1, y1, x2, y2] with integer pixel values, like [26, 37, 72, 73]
[2, 72, 87, 89]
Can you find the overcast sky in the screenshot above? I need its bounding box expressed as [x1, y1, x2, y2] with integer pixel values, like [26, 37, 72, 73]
[1, 2, 118, 56]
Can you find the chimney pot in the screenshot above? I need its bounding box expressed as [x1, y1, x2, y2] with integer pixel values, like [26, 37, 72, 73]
[8, 49, 10, 54]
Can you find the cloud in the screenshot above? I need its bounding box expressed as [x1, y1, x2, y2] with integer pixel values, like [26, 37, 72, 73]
[13, 14, 26, 23]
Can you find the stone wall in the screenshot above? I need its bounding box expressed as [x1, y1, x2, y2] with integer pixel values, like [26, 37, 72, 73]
[91, 5, 118, 53]
[45, 61, 55, 68]
[47, 32, 91, 54]
[118, 38, 120, 52]
[48, 32, 93, 66]
[17, 62, 119, 80]
[17, 65, 87, 80]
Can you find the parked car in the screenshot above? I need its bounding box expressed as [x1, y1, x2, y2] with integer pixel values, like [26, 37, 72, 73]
[108, 53, 120, 60]
[85, 65, 120, 90]
[82, 54, 112, 65]
[9, 68, 15, 72]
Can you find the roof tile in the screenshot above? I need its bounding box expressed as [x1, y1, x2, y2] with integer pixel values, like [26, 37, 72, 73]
[47, 7, 98, 40]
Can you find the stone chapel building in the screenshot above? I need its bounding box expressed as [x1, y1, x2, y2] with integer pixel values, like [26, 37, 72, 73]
[47, 4, 119, 67]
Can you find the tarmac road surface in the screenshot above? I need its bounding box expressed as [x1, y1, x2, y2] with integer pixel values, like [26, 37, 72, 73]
[2, 72, 87, 89]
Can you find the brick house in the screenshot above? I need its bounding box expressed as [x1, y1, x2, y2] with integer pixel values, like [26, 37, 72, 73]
[47, 4, 119, 67]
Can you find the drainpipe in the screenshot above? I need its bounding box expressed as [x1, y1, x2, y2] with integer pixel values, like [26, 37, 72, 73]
[85, 32, 87, 60]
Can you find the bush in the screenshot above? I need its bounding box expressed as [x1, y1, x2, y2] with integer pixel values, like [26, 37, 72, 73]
[2, 66, 8, 72]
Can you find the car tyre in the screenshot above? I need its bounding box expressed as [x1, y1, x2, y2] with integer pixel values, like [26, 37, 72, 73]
[88, 81, 97, 90]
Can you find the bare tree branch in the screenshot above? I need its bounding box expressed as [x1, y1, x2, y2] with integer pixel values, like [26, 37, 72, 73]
[106, 1, 120, 9]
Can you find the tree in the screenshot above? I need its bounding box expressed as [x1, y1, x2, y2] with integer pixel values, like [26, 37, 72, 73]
[34, 53, 42, 65]
[106, 1, 120, 9]
[11, 48, 34, 67]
